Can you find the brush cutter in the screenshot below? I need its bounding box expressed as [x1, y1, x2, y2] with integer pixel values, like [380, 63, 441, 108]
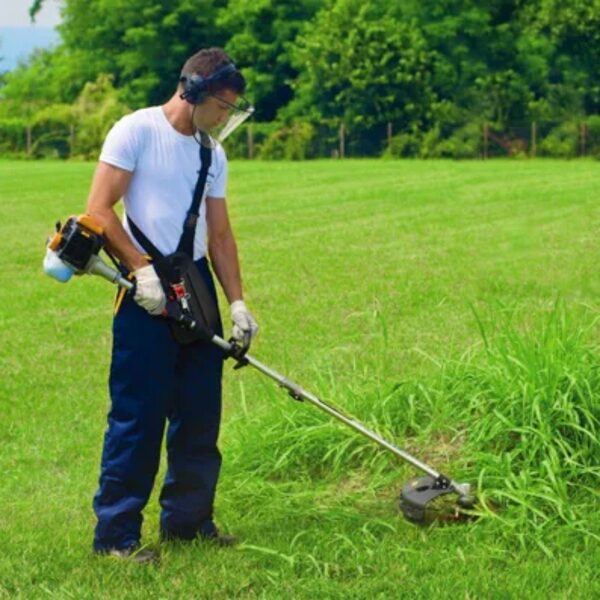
[44, 215, 478, 525]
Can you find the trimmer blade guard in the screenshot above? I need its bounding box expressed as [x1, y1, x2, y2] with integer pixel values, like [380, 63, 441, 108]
[400, 475, 454, 523]
[399, 475, 476, 524]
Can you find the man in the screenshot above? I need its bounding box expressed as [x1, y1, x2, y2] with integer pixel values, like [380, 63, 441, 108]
[86, 47, 258, 563]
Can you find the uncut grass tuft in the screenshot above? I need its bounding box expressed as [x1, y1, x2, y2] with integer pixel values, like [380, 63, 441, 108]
[228, 300, 600, 554]
[455, 301, 599, 549]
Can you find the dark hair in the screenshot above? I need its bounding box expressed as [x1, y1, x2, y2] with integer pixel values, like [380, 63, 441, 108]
[180, 47, 246, 95]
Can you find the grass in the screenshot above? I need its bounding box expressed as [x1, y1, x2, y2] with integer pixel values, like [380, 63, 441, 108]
[0, 158, 599, 598]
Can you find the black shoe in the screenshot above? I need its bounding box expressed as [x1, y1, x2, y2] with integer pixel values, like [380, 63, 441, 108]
[161, 526, 239, 547]
[198, 529, 239, 547]
[97, 544, 159, 564]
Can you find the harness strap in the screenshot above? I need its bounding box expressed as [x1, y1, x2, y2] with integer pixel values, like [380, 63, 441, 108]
[127, 141, 213, 261]
[178, 142, 212, 256]
[127, 217, 164, 259]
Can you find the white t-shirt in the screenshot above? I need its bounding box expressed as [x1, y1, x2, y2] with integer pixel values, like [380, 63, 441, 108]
[99, 106, 228, 261]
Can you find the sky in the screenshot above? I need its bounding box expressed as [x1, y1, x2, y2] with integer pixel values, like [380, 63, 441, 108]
[0, 0, 62, 27]
[0, 1, 62, 71]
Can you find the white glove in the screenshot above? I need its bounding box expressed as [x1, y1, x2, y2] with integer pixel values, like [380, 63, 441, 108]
[230, 300, 259, 342]
[133, 265, 166, 315]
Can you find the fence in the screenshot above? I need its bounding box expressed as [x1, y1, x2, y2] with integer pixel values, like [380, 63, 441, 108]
[0, 117, 598, 160]
[0, 120, 100, 159]
[224, 119, 600, 160]
[481, 121, 592, 159]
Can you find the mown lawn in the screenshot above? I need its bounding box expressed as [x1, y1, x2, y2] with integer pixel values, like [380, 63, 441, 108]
[0, 158, 599, 598]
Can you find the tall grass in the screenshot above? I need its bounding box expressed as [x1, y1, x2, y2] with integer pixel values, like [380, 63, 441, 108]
[228, 300, 600, 553]
[462, 302, 600, 549]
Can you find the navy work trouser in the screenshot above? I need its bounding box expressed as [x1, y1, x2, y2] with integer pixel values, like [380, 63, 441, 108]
[93, 258, 224, 551]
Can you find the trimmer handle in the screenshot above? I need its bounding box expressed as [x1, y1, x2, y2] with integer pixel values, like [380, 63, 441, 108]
[227, 336, 251, 369]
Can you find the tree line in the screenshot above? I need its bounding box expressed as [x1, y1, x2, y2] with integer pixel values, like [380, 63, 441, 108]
[2, 0, 600, 159]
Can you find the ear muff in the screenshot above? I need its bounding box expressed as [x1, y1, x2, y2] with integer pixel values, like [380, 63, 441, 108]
[180, 63, 239, 105]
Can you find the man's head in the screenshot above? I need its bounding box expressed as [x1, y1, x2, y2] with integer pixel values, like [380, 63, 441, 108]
[178, 48, 249, 135]
[178, 47, 246, 104]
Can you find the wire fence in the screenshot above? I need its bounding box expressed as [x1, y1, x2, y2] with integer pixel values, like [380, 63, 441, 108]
[0, 117, 597, 160]
[224, 119, 599, 160]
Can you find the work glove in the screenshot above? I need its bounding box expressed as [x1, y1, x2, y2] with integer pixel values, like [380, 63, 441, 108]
[133, 264, 166, 315]
[230, 300, 259, 343]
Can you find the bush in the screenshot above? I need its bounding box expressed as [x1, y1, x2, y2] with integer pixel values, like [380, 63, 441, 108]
[382, 124, 482, 159]
[0, 117, 28, 155]
[382, 130, 422, 158]
[0, 74, 129, 159]
[31, 104, 74, 158]
[221, 122, 279, 159]
[584, 115, 600, 158]
[433, 123, 482, 159]
[539, 122, 579, 158]
[71, 74, 130, 159]
[258, 121, 316, 160]
[223, 120, 318, 160]
[418, 126, 442, 158]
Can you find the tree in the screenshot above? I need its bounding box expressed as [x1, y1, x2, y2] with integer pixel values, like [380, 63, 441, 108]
[390, 0, 539, 126]
[29, 0, 46, 22]
[58, 0, 227, 107]
[290, 0, 438, 135]
[16, 0, 600, 159]
[26, 0, 226, 108]
[217, 0, 323, 121]
[518, 0, 600, 115]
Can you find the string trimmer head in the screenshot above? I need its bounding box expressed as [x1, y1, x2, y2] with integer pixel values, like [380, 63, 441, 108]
[400, 475, 477, 524]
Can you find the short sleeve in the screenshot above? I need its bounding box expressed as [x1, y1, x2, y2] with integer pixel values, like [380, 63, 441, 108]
[207, 144, 228, 198]
[99, 114, 139, 172]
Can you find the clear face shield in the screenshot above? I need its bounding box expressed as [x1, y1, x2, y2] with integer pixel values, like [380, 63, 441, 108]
[193, 94, 255, 146]
[215, 98, 255, 143]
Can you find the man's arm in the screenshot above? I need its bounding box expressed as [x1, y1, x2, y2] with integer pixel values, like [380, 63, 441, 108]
[206, 196, 243, 303]
[85, 161, 148, 271]
[86, 161, 165, 315]
[207, 196, 258, 341]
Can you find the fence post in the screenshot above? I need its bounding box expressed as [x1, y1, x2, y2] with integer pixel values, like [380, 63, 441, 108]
[530, 121, 537, 158]
[26, 125, 32, 156]
[482, 122, 489, 159]
[247, 123, 254, 159]
[580, 121, 587, 157]
[339, 122, 345, 159]
[387, 122, 393, 150]
[69, 124, 75, 156]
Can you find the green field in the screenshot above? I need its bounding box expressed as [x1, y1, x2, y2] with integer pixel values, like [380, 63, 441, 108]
[0, 159, 599, 598]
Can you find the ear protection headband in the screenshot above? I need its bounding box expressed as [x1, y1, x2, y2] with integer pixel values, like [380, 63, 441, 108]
[179, 63, 239, 105]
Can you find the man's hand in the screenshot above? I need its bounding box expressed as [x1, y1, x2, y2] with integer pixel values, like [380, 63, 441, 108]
[230, 300, 259, 342]
[133, 265, 166, 315]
